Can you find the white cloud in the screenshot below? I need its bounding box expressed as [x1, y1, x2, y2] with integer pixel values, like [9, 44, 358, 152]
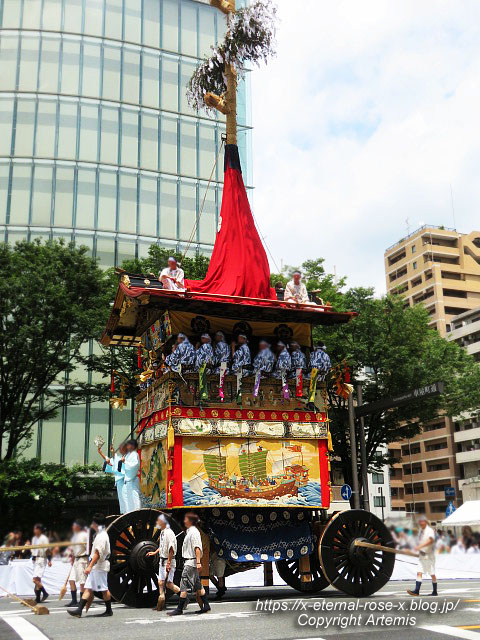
[249, 0, 480, 293]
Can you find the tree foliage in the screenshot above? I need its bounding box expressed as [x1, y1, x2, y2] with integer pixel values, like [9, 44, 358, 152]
[0, 240, 112, 460]
[320, 288, 480, 489]
[0, 459, 112, 536]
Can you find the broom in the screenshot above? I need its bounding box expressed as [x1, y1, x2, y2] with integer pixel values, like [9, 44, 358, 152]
[59, 565, 73, 601]
[0, 584, 49, 615]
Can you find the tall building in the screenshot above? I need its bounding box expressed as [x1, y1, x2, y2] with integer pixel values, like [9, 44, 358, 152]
[384, 225, 480, 521]
[0, 0, 252, 464]
[448, 308, 480, 501]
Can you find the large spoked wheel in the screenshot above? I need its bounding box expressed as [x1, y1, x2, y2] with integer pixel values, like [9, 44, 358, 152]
[277, 549, 329, 593]
[107, 508, 183, 608]
[319, 510, 395, 597]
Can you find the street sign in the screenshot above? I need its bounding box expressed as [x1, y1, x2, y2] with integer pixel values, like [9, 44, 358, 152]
[355, 381, 445, 418]
[341, 484, 352, 501]
[445, 502, 456, 517]
[444, 487, 455, 499]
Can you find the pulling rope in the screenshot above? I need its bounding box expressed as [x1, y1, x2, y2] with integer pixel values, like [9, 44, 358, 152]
[180, 138, 225, 265]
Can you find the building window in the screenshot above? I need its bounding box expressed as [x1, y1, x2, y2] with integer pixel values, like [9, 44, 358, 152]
[374, 496, 385, 507]
[412, 261, 417, 270]
[412, 245, 416, 253]
[371, 473, 384, 484]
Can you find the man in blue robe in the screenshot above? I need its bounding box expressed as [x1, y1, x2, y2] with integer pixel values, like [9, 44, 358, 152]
[273, 341, 292, 378]
[289, 341, 307, 378]
[253, 340, 275, 377]
[213, 331, 230, 374]
[195, 334, 215, 372]
[165, 333, 195, 371]
[231, 334, 251, 376]
[121, 440, 141, 512]
[310, 342, 331, 380]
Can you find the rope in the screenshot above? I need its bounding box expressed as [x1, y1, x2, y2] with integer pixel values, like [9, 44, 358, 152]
[180, 138, 225, 264]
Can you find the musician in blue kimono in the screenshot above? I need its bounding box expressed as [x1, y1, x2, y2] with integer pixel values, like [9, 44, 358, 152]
[310, 342, 331, 379]
[289, 341, 307, 378]
[231, 334, 251, 376]
[214, 331, 230, 374]
[273, 341, 292, 378]
[165, 333, 195, 371]
[253, 340, 275, 377]
[195, 334, 215, 372]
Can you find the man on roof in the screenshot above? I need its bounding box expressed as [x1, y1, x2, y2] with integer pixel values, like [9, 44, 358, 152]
[159, 257, 185, 292]
[284, 271, 315, 305]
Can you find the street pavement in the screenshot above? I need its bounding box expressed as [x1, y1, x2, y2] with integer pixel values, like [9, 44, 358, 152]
[0, 580, 479, 640]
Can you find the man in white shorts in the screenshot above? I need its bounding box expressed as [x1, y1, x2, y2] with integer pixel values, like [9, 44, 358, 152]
[31, 523, 52, 603]
[65, 519, 88, 607]
[147, 514, 180, 610]
[67, 513, 113, 618]
[407, 515, 438, 596]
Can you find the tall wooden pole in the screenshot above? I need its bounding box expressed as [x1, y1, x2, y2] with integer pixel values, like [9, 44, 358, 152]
[209, 0, 237, 145]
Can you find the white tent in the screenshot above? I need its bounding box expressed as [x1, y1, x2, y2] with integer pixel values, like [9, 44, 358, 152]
[441, 500, 480, 526]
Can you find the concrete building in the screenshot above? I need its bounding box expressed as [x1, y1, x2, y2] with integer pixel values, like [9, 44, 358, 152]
[0, 0, 251, 464]
[448, 308, 480, 502]
[384, 225, 480, 521]
[384, 225, 480, 337]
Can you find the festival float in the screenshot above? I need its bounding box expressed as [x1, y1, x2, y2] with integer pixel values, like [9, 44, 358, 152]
[99, 0, 396, 607]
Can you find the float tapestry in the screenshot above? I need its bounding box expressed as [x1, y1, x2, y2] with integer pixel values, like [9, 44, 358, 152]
[140, 441, 167, 507]
[182, 438, 322, 507]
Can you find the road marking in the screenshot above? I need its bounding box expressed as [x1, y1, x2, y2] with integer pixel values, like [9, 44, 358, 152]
[125, 611, 260, 624]
[1, 615, 49, 640]
[422, 625, 480, 639]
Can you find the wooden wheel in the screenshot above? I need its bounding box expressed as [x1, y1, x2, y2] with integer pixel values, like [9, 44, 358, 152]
[319, 510, 395, 596]
[277, 550, 329, 593]
[107, 508, 183, 608]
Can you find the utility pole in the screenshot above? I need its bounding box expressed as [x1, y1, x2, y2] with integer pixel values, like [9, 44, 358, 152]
[357, 384, 370, 511]
[348, 393, 360, 509]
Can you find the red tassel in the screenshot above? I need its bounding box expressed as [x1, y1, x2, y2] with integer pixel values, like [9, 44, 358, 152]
[110, 373, 115, 393]
[138, 345, 142, 368]
[344, 360, 350, 383]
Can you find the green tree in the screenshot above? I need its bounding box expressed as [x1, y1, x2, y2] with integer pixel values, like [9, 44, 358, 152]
[320, 288, 480, 492]
[0, 240, 112, 460]
[0, 459, 112, 536]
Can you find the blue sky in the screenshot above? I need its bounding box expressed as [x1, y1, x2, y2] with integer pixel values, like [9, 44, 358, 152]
[250, 0, 480, 294]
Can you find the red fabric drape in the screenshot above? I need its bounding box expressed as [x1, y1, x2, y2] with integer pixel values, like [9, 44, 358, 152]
[185, 145, 276, 300]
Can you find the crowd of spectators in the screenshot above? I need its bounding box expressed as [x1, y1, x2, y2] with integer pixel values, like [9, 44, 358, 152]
[389, 524, 480, 554]
[0, 529, 66, 565]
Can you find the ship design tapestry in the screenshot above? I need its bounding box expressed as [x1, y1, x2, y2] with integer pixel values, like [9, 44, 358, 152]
[182, 438, 323, 507]
[207, 508, 313, 563]
[140, 441, 167, 508]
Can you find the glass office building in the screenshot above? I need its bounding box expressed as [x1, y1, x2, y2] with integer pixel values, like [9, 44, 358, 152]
[0, 0, 252, 463]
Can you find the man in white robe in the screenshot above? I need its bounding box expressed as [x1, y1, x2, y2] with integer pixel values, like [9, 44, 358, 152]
[122, 440, 141, 512]
[284, 271, 315, 305]
[159, 257, 185, 291]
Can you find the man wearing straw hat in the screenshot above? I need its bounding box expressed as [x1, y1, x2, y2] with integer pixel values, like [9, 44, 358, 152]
[64, 519, 88, 608]
[159, 257, 185, 291]
[67, 513, 113, 618]
[147, 514, 180, 611]
[407, 515, 438, 597]
[97, 442, 127, 514]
